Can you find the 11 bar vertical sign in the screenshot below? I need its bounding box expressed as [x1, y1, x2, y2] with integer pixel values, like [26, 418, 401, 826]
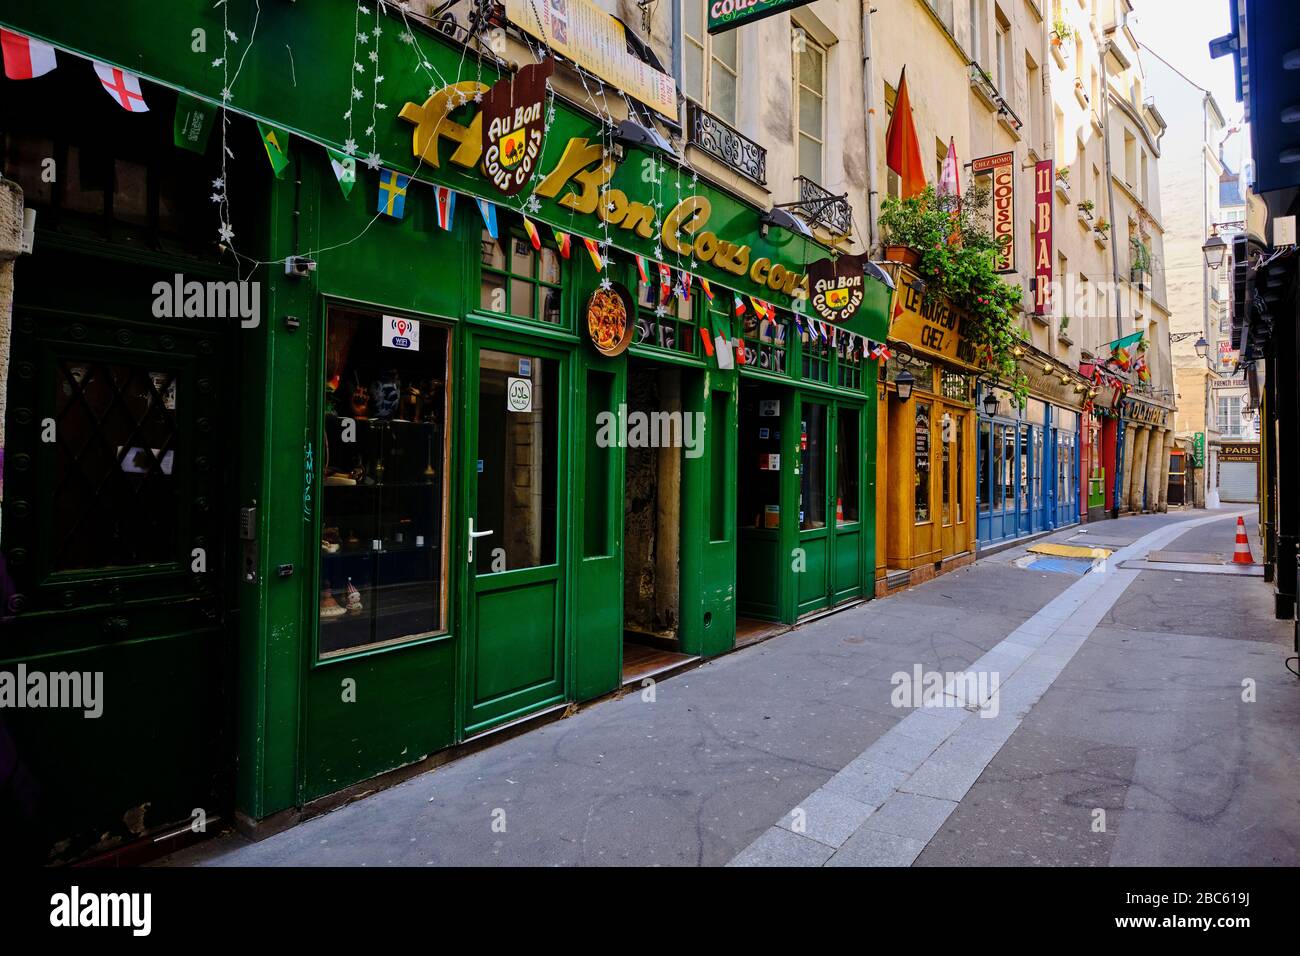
[1034, 159, 1054, 315]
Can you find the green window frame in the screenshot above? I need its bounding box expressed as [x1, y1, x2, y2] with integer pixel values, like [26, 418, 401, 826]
[479, 220, 564, 326]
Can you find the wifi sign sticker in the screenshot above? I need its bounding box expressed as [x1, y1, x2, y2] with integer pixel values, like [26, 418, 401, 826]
[382, 315, 420, 351]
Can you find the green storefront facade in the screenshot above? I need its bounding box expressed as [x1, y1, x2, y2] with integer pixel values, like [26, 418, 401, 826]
[0, 0, 887, 858]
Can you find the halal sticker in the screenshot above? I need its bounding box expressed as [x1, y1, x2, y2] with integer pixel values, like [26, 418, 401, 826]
[481, 58, 555, 197]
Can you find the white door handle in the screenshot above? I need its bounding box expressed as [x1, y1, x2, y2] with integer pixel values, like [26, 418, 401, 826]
[468, 517, 494, 564]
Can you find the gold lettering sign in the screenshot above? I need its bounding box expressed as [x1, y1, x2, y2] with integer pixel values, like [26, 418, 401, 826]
[399, 83, 810, 295]
[888, 277, 980, 370]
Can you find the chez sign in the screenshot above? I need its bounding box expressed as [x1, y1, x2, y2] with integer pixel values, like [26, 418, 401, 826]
[399, 80, 815, 300]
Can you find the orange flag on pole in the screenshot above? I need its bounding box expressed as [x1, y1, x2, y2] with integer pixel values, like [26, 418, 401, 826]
[885, 67, 927, 200]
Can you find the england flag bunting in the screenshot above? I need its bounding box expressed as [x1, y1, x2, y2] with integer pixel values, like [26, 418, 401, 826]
[93, 61, 149, 112]
[1, 29, 57, 79]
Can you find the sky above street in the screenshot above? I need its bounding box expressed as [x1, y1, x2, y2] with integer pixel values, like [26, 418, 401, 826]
[1131, 0, 1249, 169]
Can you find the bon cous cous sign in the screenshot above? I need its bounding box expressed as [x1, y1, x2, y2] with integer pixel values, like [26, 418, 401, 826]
[707, 0, 822, 34]
[399, 84, 820, 304]
[972, 151, 1016, 273]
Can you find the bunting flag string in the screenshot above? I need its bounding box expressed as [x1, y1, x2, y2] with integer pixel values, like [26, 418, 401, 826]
[635, 254, 650, 285]
[93, 61, 149, 112]
[522, 215, 542, 250]
[377, 169, 410, 219]
[326, 147, 356, 198]
[733, 294, 746, 318]
[583, 237, 604, 272]
[552, 227, 571, 259]
[658, 263, 672, 304]
[257, 122, 291, 178]
[1, 29, 57, 79]
[434, 185, 456, 231]
[699, 277, 714, 302]
[476, 198, 498, 239]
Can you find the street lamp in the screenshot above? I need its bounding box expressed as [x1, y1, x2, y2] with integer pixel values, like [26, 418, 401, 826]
[894, 369, 915, 402]
[1194, 335, 1209, 359]
[982, 389, 1000, 417]
[1202, 231, 1228, 270]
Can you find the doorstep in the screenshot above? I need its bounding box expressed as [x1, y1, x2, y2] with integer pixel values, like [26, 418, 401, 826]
[976, 524, 1078, 560]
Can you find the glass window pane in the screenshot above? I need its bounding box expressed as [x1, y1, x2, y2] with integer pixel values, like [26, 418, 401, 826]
[480, 271, 506, 313]
[541, 287, 562, 325]
[915, 403, 932, 522]
[1019, 423, 1030, 511]
[978, 420, 990, 514]
[956, 415, 965, 523]
[475, 351, 558, 573]
[320, 308, 449, 657]
[711, 62, 737, 124]
[539, 246, 561, 284]
[941, 412, 952, 525]
[836, 408, 860, 524]
[510, 236, 535, 276]
[799, 46, 823, 91]
[1003, 426, 1016, 506]
[510, 278, 536, 318]
[713, 30, 738, 68]
[481, 232, 506, 269]
[798, 88, 823, 139]
[684, 43, 704, 103]
[799, 135, 823, 183]
[800, 403, 827, 529]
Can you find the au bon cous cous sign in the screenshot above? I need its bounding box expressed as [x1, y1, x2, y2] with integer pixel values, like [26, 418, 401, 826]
[708, 0, 822, 35]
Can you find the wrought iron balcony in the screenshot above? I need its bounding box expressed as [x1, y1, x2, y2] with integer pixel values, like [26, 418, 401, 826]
[685, 101, 766, 187]
[792, 176, 853, 237]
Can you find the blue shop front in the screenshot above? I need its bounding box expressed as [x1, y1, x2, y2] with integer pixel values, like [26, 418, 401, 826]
[976, 356, 1088, 548]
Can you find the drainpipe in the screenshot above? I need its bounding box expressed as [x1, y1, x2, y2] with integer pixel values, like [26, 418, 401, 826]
[862, 2, 878, 252]
[671, 0, 683, 92]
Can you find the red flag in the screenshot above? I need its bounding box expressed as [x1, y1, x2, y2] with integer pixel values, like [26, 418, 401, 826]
[583, 237, 604, 271]
[552, 227, 571, 259]
[93, 61, 149, 112]
[885, 67, 926, 199]
[1, 29, 56, 80]
[699, 322, 715, 357]
[635, 255, 650, 284]
[734, 295, 746, 318]
[522, 216, 542, 251]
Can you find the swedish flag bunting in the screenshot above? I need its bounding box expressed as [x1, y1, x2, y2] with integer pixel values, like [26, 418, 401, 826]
[377, 169, 410, 219]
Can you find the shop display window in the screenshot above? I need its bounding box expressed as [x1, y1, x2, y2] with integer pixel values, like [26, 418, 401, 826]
[956, 415, 966, 523]
[800, 323, 832, 383]
[836, 407, 860, 524]
[634, 277, 697, 356]
[800, 403, 827, 530]
[978, 420, 991, 515]
[941, 412, 952, 525]
[914, 402, 932, 523]
[741, 309, 789, 374]
[319, 307, 450, 657]
[737, 387, 782, 530]
[836, 334, 864, 390]
[479, 215, 563, 324]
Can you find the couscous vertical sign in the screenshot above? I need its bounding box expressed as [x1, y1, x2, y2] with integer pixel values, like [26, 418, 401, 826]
[972, 151, 1015, 273]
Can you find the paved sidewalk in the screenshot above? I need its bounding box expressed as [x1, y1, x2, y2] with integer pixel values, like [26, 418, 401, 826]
[164, 509, 1299, 867]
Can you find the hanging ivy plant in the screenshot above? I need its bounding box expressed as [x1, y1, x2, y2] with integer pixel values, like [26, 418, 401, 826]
[878, 183, 1030, 404]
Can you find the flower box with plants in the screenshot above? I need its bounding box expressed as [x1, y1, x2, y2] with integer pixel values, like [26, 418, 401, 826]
[970, 64, 999, 108]
[1129, 237, 1152, 287]
[1058, 314, 1073, 344]
[1055, 167, 1071, 201]
[1094, 218, 1111, 245]
[1051, 19, 1074, 46]
[1074, 77, 1089, 107]
[1077, 198, 1095, 224]
[877, 183, 1030, 404]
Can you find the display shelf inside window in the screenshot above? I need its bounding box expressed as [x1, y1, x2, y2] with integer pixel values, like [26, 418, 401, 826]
[799, 318, 833, 383]
[480, 214, 564, 326]
[320, 309, 450, 658]
[634, 278, 697, 356]
[941, 370, 973, 404]
[835, 331, 866, 390]
[741, 308, 790, 374]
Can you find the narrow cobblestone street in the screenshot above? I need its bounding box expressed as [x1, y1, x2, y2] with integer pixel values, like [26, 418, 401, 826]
[163, 509, 1298, 867]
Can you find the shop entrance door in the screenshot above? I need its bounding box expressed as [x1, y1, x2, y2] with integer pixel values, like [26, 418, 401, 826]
[937, 404, 971, 558]
[462, 337, 568, 734]
[736, 381, 789, 626]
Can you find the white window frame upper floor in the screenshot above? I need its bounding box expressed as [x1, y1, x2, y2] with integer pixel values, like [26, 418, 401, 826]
[793, 21, 828, 185]
[682, 0, 740, 127]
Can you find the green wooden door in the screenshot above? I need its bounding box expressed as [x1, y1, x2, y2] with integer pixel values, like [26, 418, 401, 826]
[461, 335, 569, 734]
[796, 397, 865, 617]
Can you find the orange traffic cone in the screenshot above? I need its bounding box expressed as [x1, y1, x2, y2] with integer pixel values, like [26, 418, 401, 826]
[1232, 516, 1255, 564]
